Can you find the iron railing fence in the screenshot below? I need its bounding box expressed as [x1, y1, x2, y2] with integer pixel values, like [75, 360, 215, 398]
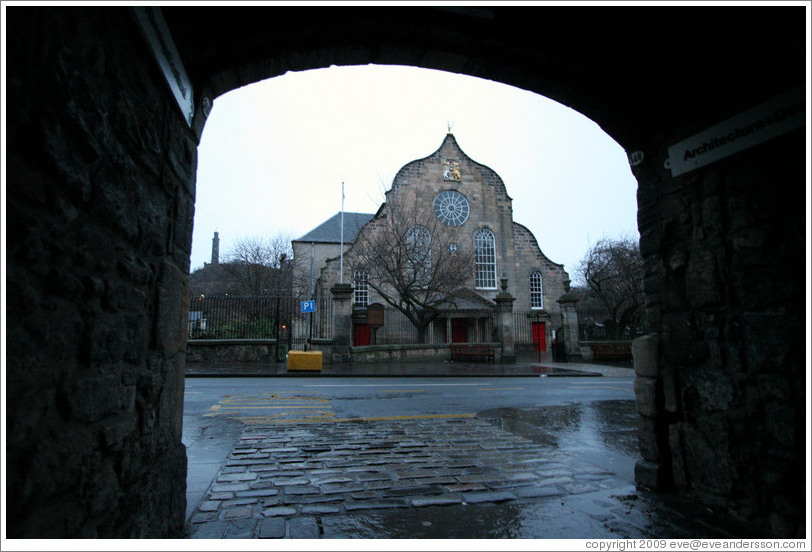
[374, 307, 420, 344]
[290, 294, 333, 342]
[513, 310, 534, 344]
[578, 314, 645, 341]
[187, 294, 332, 341]
[514, 310, 561, 344]
[191, 296, 544, 346]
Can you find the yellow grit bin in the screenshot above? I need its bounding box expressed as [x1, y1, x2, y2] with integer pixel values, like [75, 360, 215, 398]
[286, 350, 323, 372]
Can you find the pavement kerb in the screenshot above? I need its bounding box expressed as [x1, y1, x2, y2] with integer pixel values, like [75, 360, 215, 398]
[184, 361, 633, 379]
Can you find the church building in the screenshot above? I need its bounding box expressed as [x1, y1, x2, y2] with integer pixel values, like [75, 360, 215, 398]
[298, 133, 571, 359]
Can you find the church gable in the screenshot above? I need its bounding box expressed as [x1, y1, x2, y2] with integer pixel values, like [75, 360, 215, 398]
[387, 134, 513, 223]
[512, 222, 564, 269]
[314, 133, 568, 320]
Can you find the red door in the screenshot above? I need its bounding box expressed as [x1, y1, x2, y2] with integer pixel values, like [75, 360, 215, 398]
[532, 322, 547, 352]
[451, 319, 468, 343]
[353, 324, 371, 346]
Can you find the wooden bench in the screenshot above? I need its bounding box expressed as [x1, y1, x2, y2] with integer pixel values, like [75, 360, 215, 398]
[450, 344, 495, 363]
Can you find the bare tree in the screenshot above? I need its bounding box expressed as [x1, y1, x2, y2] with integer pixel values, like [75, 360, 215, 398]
[575, 235, 646, 339]
[348, 201, 474, 343]
[222, 232, 293, 296]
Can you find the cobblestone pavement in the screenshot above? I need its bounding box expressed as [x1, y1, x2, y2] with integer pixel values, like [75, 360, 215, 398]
[185, 415, 662, 539]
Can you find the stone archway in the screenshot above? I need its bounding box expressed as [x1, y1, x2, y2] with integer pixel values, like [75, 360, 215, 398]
[5, 6, 806, 538]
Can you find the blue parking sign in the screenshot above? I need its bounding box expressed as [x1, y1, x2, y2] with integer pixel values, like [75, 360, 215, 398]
[301, 300, 316, 313]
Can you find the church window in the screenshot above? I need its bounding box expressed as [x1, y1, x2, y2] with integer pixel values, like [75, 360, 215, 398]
[433, 190, 470, 226]
[474, 228, 497, 289]
[407, 225, 432, 285]
[354, 270, 369, 307]
[530, 270, 544, 309]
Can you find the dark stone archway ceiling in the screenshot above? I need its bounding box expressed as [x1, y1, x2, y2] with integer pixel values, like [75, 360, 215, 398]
[162, 6, 805, 147]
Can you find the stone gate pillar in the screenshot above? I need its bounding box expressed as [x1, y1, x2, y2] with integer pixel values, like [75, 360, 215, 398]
[330, 283, 354, 363]
[631, 334, 669, 490]
[495, 278, 516, 364]
[556, 284, 580, 361]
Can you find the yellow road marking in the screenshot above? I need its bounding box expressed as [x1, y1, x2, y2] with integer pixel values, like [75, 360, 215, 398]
[568, 385, 631, 392]
[205, 409, 334, 419]
[263, 413, 477, 425]
[221, 398, 327, 404]
[235, 411, 336, 423]
[218, 405, 331, 409]
[206, 393, 335, 422]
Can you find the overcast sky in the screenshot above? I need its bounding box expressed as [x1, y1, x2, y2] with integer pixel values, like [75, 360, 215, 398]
[191, 64, 639, 280]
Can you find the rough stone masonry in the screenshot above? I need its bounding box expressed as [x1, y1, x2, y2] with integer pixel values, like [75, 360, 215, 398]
[5, 9, 194, 537]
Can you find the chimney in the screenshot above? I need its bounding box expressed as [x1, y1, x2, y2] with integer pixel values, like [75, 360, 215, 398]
[211, 232, 220, 265]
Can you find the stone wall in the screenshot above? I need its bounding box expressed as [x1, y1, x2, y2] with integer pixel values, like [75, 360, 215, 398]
[292, 240, 352, 296]
[633, 129, 806, 537]
[511, 222, 568, 323]
[186, 340, 275, 364]
[352, 344, 454, 363]
[5, 8, 194, 537]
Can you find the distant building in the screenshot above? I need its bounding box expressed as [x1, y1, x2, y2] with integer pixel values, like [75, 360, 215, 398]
[189, 231, 288, 297]
[189, 232, 234, 297]
[210, 231, 220, 265]
[291, 212, 375, 297]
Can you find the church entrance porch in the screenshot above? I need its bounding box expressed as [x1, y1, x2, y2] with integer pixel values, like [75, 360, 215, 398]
[440, 311, 495, 346]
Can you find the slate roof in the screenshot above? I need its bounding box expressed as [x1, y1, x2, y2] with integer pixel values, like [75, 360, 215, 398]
[293, 212, 375, 244]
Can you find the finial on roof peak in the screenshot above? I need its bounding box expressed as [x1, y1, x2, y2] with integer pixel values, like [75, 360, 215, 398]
[446, 121, 455, 134]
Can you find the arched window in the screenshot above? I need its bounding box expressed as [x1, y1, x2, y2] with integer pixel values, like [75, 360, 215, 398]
[530, 270, 543, 309]
[474, 228, 497, 289]
[406, 225, 431, 285]
[353, 269, 369, 307]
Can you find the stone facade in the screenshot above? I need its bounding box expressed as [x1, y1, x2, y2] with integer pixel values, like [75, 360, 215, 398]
[292, 212, 374, 297]
[293, 241, 352, 294]
[6, 9, 191, 537]
[632, 129, 806, 537]
[317, 134, 570, 348]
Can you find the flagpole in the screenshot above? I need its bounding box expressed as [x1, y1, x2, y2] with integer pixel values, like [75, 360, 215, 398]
[339, 182, 345, 284]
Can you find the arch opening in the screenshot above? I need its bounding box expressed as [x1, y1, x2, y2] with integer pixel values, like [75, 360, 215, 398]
[6, 6, 806, 539]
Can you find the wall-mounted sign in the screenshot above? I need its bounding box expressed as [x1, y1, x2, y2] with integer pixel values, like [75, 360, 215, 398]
[367, 303, 384, 328]
[628, 151, 645, 167]
[667, 86, 803, 177]
[132, 7, 194, 127]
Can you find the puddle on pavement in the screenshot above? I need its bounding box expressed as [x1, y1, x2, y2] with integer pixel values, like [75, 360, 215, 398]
[477, 400, 639, 480]
[321, 501, 530, 538]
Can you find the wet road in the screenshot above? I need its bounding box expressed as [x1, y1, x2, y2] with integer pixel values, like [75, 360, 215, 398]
[183, 375, 636, 425]
[181, 372, 767, 539]
[182, 375, 641, 535]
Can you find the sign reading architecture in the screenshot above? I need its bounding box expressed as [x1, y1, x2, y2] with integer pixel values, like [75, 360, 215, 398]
[667, 86, 803, 177]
